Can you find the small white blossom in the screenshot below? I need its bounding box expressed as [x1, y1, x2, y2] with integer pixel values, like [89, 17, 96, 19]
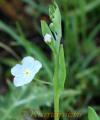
[11, 56, 42, 87]
[44, 34, 52, 43]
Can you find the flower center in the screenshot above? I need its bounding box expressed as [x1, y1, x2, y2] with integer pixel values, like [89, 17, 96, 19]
[24, 69, 31, 77]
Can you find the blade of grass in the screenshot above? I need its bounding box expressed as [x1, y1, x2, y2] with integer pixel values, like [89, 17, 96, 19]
[69, 0, 100, 16]
[0, 42, 19, 60]
[23, 0, 47, 14]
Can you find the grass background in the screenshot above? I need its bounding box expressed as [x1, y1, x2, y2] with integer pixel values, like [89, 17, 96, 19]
[0, 0, 100, 120]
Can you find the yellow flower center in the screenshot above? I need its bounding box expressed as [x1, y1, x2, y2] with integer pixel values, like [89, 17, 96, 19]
[24, 69, 31, 77]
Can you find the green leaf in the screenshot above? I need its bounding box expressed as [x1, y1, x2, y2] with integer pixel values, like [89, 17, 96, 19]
[0, 58, 17, 66]
[0, 42, 19, 60]
[23, 0, 48, 14]
[49, 2, 62, 38]
[0, 83, 53, 120]
[88, 107, 99, 120]
[58, 45, 66, 93]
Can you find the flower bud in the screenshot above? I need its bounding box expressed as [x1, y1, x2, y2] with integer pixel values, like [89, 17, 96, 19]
[44, 34, 52, 43]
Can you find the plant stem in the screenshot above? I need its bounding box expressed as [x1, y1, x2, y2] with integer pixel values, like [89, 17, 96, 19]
[54, 87, 60, 120]
[34, 78, 53, 86]
[54, 53, 60, 120]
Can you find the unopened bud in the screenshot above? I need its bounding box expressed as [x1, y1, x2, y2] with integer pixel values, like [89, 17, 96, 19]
[44, 34, 52, 43]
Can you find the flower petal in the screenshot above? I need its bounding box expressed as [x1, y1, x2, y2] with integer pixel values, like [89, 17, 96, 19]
[22, 56, 35, 69]
[13, 76, 33, 87]
[11, 64, 23, 76]
[22, 56, 34, 64]
[32, 60, 42, 74]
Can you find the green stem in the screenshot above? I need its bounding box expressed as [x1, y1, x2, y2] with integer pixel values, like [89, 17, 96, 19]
[54, 53, 60, 120]
[34, 78, 53, 86]
[54, 87, 60, 120]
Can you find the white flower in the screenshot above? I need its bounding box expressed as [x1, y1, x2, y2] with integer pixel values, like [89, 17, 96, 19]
[11, 56, 42, 87]
[44, 34, 52, 43]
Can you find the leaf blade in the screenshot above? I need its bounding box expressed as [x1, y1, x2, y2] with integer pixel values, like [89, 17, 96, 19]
[88, 107, 99, 120]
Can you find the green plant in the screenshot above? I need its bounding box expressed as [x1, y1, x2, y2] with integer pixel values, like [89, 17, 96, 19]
[41, 2, 66, 120]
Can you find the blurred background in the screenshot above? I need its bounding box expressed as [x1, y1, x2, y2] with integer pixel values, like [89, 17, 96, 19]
[0, 0, 100, 120]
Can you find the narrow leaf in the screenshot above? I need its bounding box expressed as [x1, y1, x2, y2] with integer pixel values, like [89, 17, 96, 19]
[88, 107, 99, 120]
[58, 45, 66, 93]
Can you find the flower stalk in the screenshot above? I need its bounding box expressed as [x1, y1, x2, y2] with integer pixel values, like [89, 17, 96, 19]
[53, 52, 60, 120]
